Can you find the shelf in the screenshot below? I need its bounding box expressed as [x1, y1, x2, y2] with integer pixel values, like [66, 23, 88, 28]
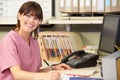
[48, 17, 103, 24]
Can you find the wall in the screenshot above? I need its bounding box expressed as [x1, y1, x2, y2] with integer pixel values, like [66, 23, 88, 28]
[39, 24, 102, 45]
[0, 26, 12, 40]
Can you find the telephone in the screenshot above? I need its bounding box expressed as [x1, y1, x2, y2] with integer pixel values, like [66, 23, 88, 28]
[61, 50, 99, 68]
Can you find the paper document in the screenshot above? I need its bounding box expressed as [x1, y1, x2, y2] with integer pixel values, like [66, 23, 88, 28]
[60, 69, 97, 80]
[60, 69, 97, 76]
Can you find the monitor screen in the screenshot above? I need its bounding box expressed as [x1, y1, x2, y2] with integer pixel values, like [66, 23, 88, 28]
[98, 14, 120, 54]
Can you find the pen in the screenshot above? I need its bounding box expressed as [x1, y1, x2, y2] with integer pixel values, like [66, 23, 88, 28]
[115, 45, 120, 50]
[66, 74, 89, 77]
[43, 59, 50, 66]
[43, 59, 54, 70]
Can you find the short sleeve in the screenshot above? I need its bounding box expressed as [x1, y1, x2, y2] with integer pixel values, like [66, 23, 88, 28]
[0, 36, 21, 72]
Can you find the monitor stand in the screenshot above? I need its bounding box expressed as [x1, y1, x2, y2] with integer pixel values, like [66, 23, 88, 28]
[97, 50, 109, 58]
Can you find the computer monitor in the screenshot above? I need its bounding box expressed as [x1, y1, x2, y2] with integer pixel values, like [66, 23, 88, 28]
[98, 14, 120, 54]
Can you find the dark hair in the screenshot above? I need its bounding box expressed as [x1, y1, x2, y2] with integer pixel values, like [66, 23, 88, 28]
[13, 1, 43, 39]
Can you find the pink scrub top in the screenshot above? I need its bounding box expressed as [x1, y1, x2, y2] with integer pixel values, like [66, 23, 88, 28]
[0, 30, 42, 80]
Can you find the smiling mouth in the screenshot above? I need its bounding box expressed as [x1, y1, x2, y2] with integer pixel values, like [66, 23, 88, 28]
[26, 23, 34, 28]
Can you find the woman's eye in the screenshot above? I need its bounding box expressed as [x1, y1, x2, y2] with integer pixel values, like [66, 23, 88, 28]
[26, 14, 31, 17]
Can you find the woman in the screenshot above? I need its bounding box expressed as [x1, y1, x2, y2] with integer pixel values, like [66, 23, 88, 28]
[0, 1, 72, 80]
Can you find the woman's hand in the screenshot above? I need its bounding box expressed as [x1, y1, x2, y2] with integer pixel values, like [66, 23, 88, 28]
[46, 71, 60, 80]
[34, 70, 60, 80]
[52, 63, 73, 70]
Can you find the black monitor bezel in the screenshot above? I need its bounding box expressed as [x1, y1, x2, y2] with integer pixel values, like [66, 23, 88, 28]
[98, 14, 120, 54]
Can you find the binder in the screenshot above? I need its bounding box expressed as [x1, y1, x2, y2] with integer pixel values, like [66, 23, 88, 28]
[59, 0, 65, 12]
[38, 31, 83, 61]
[64, 0, 72, 12]
[118, 0, 120, 11]
[105, 0, 111, 12]
[79, 0, 85, 13]
[111, 0, 119, 12]
[97, 0, 104, 12]
[71, 0, 79, 12]
[85, 0, 92, 12]
[64, 0, 79, 13]
[92, 0, 97, 12]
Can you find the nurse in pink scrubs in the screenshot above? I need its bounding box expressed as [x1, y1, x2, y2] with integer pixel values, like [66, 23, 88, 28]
[0, 1, 72, 80]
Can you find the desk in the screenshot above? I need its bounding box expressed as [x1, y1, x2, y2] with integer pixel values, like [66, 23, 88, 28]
[42, 61, 102, 80]
[60, 66, 102, 80]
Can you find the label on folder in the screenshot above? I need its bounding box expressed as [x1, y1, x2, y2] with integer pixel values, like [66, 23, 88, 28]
[70, 77, 103, 80]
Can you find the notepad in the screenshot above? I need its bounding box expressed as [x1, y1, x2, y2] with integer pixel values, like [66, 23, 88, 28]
[70, 77, 103, 80]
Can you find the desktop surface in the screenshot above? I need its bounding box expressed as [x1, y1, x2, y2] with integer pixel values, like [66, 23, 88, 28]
[42, 61, 102, 80]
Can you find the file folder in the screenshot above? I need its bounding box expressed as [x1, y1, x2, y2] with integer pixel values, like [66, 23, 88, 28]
[79, 0, 85, 13]
[117, 58, 120, 80]
[105, 0, 111, 12]
[59, 0, 65, 12]
[38, 31, 83, 61]
[85, 0, 92, 12]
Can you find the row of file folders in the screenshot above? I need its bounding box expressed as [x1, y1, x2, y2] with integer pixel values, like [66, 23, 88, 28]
[38, 31, 83, 61]
[59, 0, 120, 13]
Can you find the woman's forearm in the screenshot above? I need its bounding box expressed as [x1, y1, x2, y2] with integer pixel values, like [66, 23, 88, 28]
[10, 65, 45, 80]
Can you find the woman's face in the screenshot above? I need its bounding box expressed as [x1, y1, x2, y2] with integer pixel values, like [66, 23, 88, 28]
[18, 11, 41, 33]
